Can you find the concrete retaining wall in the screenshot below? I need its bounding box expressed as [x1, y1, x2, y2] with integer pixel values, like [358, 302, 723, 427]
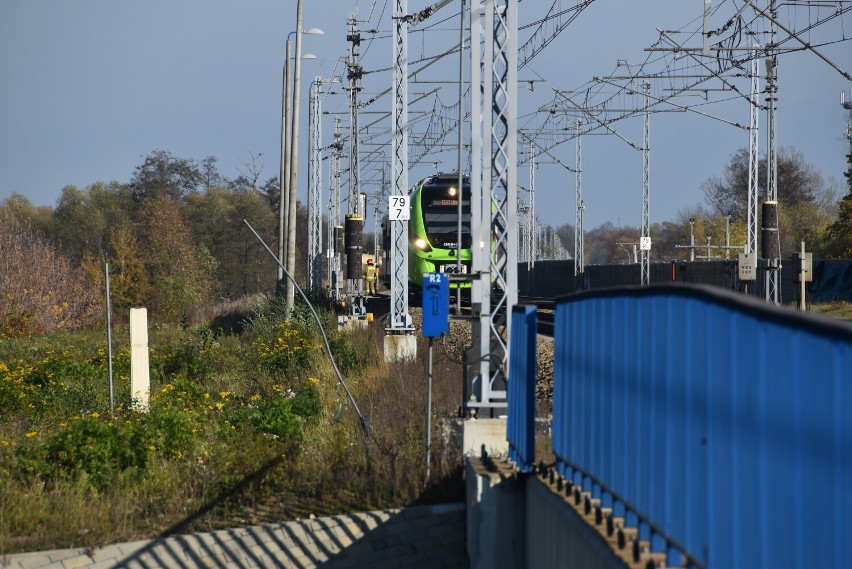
[466, 456, 626, 569]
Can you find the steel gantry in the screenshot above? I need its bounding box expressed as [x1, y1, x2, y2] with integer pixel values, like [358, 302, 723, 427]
[307, 77, 323, 297]
[467, 0, 517, 415]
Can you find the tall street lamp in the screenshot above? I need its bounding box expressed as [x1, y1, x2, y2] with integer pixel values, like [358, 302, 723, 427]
[278, 20, 323, 301]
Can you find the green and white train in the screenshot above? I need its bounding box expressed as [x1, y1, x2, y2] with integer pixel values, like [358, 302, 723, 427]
[382, 173, 472, 293]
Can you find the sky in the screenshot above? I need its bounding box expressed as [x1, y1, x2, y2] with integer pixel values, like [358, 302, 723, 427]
[1, 0, 850, 233]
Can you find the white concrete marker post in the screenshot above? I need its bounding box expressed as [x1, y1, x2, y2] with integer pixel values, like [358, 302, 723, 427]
[129, 308, 150, 411]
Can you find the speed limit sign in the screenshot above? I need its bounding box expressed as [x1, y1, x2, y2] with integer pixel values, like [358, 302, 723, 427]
[389, 195, 410, 221]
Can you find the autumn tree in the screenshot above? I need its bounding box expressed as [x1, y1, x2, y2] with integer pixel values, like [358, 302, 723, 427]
[51, 182, 134, 260]
[583, 222, 640, 265]
[702, 147, 836, 256]
[702, 147, 826, 217]
[0, 218, 102, 336]
[184, 187, 277, 298]
[130, 149, 204, 202]
[137, 195, 217, 318]
[820, 145, 852, 258]
[81, 224, 151, 312]
[0, 193, 54, 235]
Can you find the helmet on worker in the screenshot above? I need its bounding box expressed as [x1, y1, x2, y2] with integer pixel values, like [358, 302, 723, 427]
[367, 258, 374, 264]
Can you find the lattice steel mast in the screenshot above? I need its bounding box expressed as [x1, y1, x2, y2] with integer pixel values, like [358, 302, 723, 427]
[388, 0, 415, 336]
[347, 17, 362, 219]
[640, 82, 650, 286]
[764, 0, 780, 304]
[308, 77, 323, 296]
[574, 117, 583, 275]
[527, 140, 536, 266]
[747, 44, 760, 257]
[469, 0, 517, 415]
[344, 14, 366, 316]
[328, 118, 343, 298]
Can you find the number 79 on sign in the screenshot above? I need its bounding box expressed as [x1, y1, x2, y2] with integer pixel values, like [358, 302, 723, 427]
[388, 196, 410, 221]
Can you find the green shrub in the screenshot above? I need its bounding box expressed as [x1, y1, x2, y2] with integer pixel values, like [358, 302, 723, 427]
[253, 322, 316, 377]
[144, 379, 209, 459]
[156, 326, 221, 380]
[28, 417, 147, 489]
[230, 385, 320, 443]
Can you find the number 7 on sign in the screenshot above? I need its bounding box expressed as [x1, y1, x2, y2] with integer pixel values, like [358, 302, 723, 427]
[388, 196, 410, 221]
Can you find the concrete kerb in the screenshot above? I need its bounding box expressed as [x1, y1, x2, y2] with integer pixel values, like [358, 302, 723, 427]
[1, 503, 467, 569]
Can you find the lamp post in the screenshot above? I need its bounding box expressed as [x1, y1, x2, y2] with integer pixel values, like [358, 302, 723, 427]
[278, 17, 323, 302]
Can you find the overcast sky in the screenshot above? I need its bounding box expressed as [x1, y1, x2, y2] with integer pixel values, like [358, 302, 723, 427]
[1, 0, 850, 231]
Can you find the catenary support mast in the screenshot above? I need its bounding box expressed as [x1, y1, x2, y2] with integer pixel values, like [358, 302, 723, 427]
[469, 0, 517, 415]
[308, 77, 323, 296]
[764, 0, 780, 304]
[388, 0, 414, 336]
[747, 45, 761, 257]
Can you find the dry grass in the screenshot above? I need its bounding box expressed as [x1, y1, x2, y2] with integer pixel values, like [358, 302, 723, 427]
[810, 301, 852, 321]
[0, 305, 466, 555]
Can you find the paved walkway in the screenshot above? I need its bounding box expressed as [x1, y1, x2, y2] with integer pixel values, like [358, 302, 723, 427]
[1, 503, 466, 569]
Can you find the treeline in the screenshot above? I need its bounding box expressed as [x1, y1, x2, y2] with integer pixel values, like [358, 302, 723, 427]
[549, 146, 852, 264]
[1, 150, 293, 336]
[2, 145, 850, 335]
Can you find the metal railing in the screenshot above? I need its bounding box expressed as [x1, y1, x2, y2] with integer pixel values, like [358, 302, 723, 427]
[551, 284, 852, 568]
[506, 304, 537, 472]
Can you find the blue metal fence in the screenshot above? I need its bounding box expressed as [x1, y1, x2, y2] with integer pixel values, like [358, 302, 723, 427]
[552, 284, 852, 568]
[507, 304, 537, 472]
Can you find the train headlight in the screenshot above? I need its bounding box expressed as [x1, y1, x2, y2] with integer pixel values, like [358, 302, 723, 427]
[448, 186, 457, 196]
[413, 237, 432, 252]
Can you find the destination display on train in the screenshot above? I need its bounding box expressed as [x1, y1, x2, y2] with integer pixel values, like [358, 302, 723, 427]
[433, 199, 458, 206]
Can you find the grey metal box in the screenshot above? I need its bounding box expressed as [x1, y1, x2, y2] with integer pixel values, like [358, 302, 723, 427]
[738, 252, 757, 281]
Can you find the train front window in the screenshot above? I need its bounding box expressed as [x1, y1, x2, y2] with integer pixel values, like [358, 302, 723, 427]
[420, 184, 472, 248]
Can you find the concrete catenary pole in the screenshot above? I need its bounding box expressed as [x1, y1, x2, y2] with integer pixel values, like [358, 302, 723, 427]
[285, 0, 305, 313]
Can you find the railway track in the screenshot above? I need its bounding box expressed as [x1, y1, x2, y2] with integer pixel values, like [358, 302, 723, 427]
[519, 296, 555, 337]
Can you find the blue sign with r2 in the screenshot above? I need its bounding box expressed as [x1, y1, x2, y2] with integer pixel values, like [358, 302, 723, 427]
[422, 273, 449, 338]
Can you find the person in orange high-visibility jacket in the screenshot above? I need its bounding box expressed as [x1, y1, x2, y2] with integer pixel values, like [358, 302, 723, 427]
[364, 258, 378, 295]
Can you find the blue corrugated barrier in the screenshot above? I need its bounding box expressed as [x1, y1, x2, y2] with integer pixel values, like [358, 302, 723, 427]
[551, 284, 852, 569]
[507, 304, 537, 472]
